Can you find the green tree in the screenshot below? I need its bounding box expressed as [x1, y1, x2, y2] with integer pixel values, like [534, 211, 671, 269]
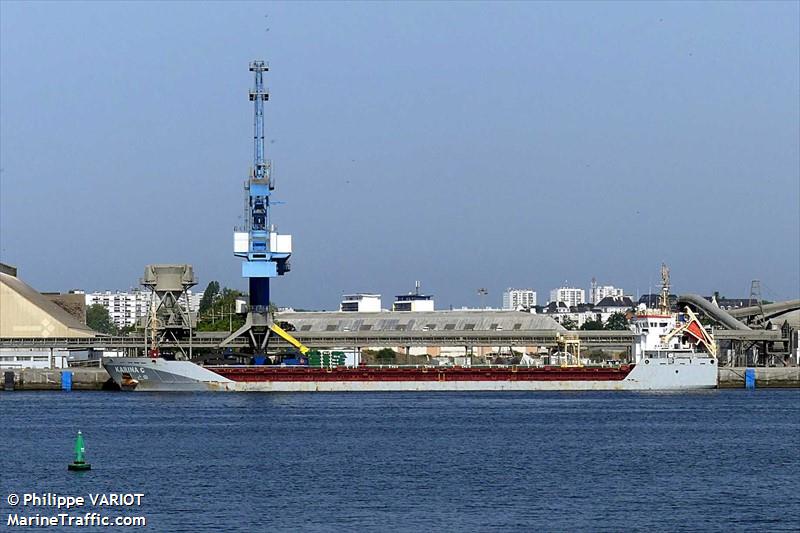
[604, 312, 630, 331]
[198, 281, 220, 314]
[560, 317, 578, 330]
[580, 318, 605, 331]
[86, 304, 116, 334]
[197, 286, 245, 332]
[359, 348, 398, 364]
[374, 348, 397, 363]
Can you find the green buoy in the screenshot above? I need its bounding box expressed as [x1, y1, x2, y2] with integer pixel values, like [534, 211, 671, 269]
[68, 431, 91, 471]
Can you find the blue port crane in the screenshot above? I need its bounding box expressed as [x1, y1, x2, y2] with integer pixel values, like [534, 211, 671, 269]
[222, 60, 308, 359]
[234, 60, 291, 307]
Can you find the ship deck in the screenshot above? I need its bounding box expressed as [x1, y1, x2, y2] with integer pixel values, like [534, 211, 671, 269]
[209, 365, 634, 382]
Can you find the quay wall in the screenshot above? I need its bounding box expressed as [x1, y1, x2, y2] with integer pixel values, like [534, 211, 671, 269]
[2, 367, 111, 391]
[718, 367, 799, 388]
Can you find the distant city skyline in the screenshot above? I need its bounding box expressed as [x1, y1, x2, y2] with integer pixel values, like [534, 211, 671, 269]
[1, 2, 798, 310]
[71, 275, 760, 312]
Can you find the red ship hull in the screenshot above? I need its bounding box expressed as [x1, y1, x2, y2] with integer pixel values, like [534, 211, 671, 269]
[209, 365, 634, 383]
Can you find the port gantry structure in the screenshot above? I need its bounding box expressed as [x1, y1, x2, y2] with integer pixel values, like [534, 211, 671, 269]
[220, 60, 307, 359]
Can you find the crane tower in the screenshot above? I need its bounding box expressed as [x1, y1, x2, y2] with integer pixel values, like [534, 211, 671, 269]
[221, 60, 301, 357]
[234, 60, 291, 305]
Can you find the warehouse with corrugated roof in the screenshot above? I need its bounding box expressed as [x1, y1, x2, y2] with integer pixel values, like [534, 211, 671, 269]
[278, 310, 564, 333]
[0, 263, 95, 367]
[277, 310, 564, 359]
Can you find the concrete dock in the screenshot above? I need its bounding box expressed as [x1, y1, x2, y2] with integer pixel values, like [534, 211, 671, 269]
[3, 367, 112, 391]
[718, 367, 800, 388]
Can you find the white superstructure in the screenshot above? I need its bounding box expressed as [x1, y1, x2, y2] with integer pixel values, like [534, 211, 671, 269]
[630, 264, 716, 367]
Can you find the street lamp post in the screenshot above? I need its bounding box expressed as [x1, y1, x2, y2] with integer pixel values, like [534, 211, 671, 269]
[478, 288, 488, 309]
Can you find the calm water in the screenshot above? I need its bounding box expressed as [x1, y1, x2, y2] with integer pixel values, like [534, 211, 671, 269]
[1, 390, 798, 532]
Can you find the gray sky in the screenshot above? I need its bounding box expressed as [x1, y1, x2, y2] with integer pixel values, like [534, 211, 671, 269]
[1, 1, 798, 309]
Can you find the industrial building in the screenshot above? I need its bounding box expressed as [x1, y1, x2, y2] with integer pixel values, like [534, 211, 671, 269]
[279, 309, 564, 358]
[340, 294, 382, 312]
[0, 264, 95, 368]
[282, 309, 561, 333]
[393, 293, 434, 312]
[393, 283, 434, 311]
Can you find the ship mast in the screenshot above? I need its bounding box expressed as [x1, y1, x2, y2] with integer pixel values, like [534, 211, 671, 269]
[659, 263, 670, 314]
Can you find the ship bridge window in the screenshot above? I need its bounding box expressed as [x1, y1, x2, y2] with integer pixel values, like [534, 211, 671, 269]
[325, 325, 338, 331]
[395, 324, 407, 331]
[300, 325, 312, 331]
[359, 325, 372, 331]
[464, 324, 476, 330]
[444, 324, 455, 330]
[425, 324, 437, 330]
[659, 322, 668, 327]
[513, 323, 522, 330]
[490, 323, 499, 330]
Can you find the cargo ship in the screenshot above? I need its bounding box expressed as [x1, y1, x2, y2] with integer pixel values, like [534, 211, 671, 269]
[103, 316, 719, 391]
[103, 308, 718, 392]
[103, 355, 716, 392]
[103, 271, 719, 392]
